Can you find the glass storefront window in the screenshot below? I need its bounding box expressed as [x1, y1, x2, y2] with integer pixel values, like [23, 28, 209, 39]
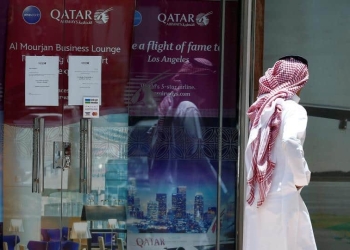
[0, 0, 241, 250]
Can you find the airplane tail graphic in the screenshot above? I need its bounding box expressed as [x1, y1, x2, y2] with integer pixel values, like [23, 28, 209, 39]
[206, 208, 227, 243]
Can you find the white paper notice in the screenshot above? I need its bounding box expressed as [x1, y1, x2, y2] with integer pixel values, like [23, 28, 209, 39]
[25, 56, 59, 106]
[68, 56, 102, 105]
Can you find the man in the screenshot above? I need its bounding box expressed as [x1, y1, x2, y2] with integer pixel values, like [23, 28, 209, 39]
[243, 56, 317, 250]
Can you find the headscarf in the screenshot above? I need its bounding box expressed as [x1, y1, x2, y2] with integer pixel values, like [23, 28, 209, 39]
[246, 57, 309, 207]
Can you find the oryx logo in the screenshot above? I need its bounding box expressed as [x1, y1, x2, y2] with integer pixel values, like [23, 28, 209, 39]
[94, 7, 113, 24]
[196, 11, 213, 26]
[22, 6, 41, 24]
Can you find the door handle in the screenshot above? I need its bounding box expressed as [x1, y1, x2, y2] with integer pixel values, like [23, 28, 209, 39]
[53, 141, 71, 170]
[80, 118, 92, 193]
[32, 117, 45, 193]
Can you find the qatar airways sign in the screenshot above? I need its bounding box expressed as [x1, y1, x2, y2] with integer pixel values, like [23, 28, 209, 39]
[50, 7, 114, 24]
[157, 11, 213, 27]
[5, 0, 135, 126]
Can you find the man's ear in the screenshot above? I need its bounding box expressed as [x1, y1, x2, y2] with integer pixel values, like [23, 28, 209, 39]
[296, 89, 302, 96]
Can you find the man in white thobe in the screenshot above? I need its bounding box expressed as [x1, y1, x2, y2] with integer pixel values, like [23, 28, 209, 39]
[243, 56, 317, 250]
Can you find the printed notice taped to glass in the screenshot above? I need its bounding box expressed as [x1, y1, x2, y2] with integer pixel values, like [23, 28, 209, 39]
[83, 97, 100, 118]
[25, 56, 59, 106]
[68, 56, 102, 105]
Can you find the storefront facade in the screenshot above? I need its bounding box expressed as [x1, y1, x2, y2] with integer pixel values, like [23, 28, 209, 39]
[1, 0, 350, 250]
[1, 0, 242, 249]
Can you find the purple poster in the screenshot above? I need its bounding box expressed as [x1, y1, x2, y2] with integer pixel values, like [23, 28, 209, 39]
[0, 0, 9, 110]
[0, 0, 8, 223]
[127, 1, 238, 249]
[0, 0, 9, 109]
[0, 0, 9, 229]
[126, 0, 223, 118]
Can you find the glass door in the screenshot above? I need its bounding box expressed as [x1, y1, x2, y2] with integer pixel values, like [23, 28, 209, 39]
[60, 0, 135, 249]
[3, 0, 67, 247]
[3, 0, 135, 249]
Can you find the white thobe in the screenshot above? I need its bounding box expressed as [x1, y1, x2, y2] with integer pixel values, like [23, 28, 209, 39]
[243, 95, 317, 250]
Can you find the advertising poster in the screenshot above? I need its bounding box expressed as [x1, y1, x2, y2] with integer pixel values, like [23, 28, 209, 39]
[0, 0, 10, 235]
[127, 1, 239, 249]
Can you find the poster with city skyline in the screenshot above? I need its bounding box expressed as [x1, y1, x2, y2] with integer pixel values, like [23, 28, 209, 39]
[127, 0, 239, 249]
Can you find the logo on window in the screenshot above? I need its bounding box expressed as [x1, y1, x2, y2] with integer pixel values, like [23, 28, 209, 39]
[22, 6, 41, 24]
[196, 11, 213, 26]
[50, 8, 113, 25]
[134, 10, 142, 27]
[94, 8, 113, 24]
[157, 11, 213, 27]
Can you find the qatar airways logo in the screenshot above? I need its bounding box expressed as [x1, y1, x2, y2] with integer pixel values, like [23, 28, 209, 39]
[94, 7, 114, 24]
[196, 11, 213, 26]
[50, 8, 113, 25]
[157, 11, 212, 27]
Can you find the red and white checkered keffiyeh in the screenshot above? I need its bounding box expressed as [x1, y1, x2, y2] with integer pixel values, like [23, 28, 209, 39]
[246, 58, 309, 207]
